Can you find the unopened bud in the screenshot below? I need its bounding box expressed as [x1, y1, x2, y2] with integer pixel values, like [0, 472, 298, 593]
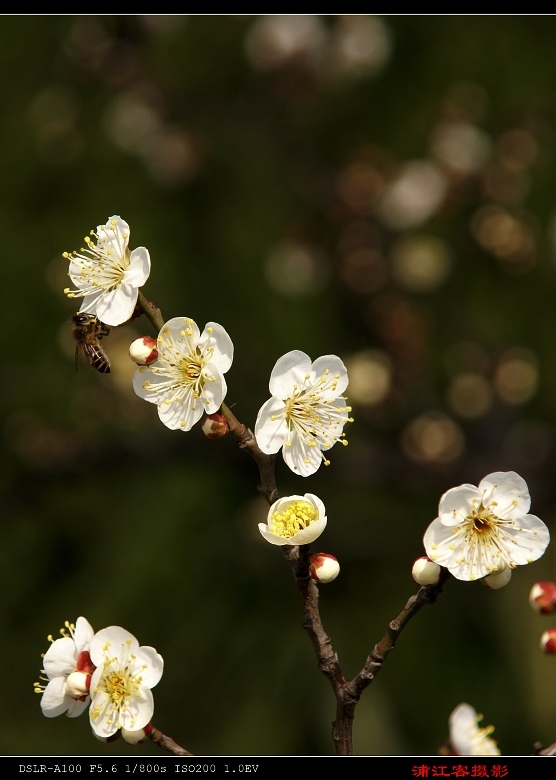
[529, 582, 556, 614]
[309, 552, 340, 583]
[483, 567, 512, 590]
[202, 413, 229, 439]
[129, 336, 158, 365]
[122, 723, 154, 745]
[64, 671, 91, 699]
[412, 556, 441, 586]
[540, 628, 556, 654]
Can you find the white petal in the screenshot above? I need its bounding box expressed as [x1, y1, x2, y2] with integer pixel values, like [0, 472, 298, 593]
[89, 690, 117, 738]
[200, 322, 234, 373]
[268, 350, 312, 398]
[479, 471, 531, 517]
[158, 391, 203, 431]
[282, 431, 323, 476]
[40, 677, 70, 717]
[132, 367, 161, 404]
[258, 524, 289, 545]
[100, 215, 130, 242]
[90, 627, 139, 667]
[125, 247, 151, 287]
[438, 484, 481, 526]
[423, 517, 457, 567]
[119, 686, 154, 732]
[162, 317, 201, 350]
[43, 637, 77, 679]
[92, 285, 138, 326]
[135, 647, 164, 688]
[258, 518, 327, 546]
[311, 355, 349, 397]
[254, 397, 288, 453]
[502, 513, 550, 564]
[201, 367, 226, 413]
[73, 617, 94, 653]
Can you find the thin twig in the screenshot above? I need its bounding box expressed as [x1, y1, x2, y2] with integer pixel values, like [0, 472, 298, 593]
[150, 725, 193, 756]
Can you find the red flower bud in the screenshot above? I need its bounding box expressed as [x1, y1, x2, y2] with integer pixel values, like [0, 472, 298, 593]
[540, 628, 556, 654]
[529, 582, 556, 615]
[129, 336, 158, 365]
[202, 413, 230, 439]
[309, 552, 340, 583]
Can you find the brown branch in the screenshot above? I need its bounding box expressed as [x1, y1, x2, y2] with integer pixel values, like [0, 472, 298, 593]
[534, 741, 556, 756]
[149, 725, 194, 756]
[350, 569, 451, 698]
[137, 291, 164, 332]
[220, 403, 280, 505]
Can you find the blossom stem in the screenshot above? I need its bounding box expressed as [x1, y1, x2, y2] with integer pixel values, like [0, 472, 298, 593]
[137, 290, 164, 332]
[149, 725, 194, 756]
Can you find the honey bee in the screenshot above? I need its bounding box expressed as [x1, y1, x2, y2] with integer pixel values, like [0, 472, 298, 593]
[72, 312, 111, 374]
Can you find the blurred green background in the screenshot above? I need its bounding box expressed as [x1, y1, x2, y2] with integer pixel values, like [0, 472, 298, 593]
[3, 15, 556, 756]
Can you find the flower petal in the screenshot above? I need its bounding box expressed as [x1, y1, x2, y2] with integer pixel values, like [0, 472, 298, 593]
[438, 484, 482, 526]
[310, 355, 349, 397]
[40, 677, 70, 717]
[268, 350, 312, 398]
[200, 322, 234, 373]
[126, 247, 151, 287]
[479, 471, 531, 518]
[90, 285, 138, 327]
[43, 637, 78, 679]
[254, 397, 288, 453]
[135, 647, 164, 688]
[282, 430, 323, 476]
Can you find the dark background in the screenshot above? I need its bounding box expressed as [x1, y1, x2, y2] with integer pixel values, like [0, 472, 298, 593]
[2, 15, 556, 756]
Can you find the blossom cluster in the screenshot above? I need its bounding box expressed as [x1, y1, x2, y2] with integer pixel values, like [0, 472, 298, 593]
[35, 618, 163, 742]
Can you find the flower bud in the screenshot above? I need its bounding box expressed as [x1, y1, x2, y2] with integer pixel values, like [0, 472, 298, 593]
[412, 556, 441, 586]
[309, 552, 340, 583]
[64, 671, 91, 699]
[122, 723, 154, 745]
[540, 628, 556, 654]
[529, 582, 556, 614]
[483, 567, 512, 590]
[129, 336, 158, 365]
[202, 413, 230, 439]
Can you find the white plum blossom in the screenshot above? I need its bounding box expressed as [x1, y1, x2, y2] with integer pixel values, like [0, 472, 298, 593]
[35, 617, 95, 718]
[424, 471, 549, 581]
[449, 703, 500, 756]
[255, 350, 352, 477]
[89, 626, 163, 739]
[259, 493, 327, 546]
[133, 317, 233, 431]
[64, 216, 151, 327]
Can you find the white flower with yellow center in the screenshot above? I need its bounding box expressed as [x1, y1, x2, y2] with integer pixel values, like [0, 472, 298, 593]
[424, 471, 549, 581]
[449, 703, 500, 756]
[259, 493, 327, 546]
[255, 350, 353, 477]
[35, 617, 95, 719]
[133, 317, 233, 431]
[89, 626, 163, 739]
[64, 216, 151, 327]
